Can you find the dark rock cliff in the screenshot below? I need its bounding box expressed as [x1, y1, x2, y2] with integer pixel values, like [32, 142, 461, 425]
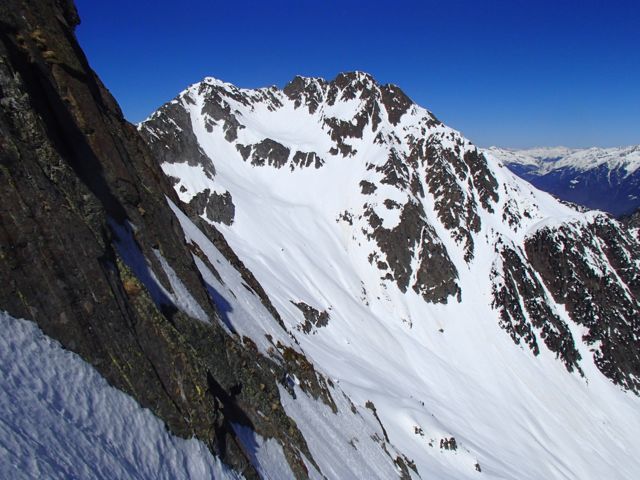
[0, 1, 324, 477]
[525, 217, 640, 392]
[622, 208, 640, 241]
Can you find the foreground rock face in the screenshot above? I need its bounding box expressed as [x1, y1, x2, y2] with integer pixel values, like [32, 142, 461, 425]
[1, 2, 380, 478]
[0, 0, 246, 473]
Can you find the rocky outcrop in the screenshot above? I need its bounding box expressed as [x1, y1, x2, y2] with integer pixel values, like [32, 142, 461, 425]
[189, 189, 235, 225]
[365, 200, 461, 304]
[491, 245, 582, 373]
[292, 301, 330, 334]
[141, 99, 216, 176]
[525, 216, 640, 392]
[419, 139, 482, 261]
[379, 83, 414, 125]
[237, 138, 290, 167]
[621, 208, 640, 241]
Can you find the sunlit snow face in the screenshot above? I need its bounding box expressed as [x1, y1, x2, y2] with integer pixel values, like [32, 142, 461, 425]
[138, 74, 640, 480]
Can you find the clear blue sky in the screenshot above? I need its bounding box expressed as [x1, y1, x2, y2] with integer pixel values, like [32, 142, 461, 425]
[75, 0, 639, 148]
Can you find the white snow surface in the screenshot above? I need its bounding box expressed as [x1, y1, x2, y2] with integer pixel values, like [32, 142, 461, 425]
[169, 199, 417, 479]
[0, 311, 240, 480]
[484, 145, 640, 176]
[141, 75, 640, 479]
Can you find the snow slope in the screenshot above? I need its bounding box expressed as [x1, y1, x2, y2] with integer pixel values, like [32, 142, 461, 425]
[140, 72, 640, 479]
[0, 311, 240, 480]
[168, 199, 423, 480]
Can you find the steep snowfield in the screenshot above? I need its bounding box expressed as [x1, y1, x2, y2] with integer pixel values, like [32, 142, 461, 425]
[140, 73, 640, 479]
[169, 199, 421, 480]
[0, 311, 240, 480]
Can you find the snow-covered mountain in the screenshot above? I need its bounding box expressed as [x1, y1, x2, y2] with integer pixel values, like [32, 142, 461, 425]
[2, 0, 640, 477]
[138, 72, 640, 478]
[485, 145, 640, 216]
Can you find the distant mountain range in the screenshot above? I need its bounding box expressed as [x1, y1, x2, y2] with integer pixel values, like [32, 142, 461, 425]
[484, 146, 640, 216]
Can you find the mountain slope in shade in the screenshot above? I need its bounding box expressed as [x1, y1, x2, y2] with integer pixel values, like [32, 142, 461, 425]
[484, 146, 640, 216]
[140, 74, 640, 479]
